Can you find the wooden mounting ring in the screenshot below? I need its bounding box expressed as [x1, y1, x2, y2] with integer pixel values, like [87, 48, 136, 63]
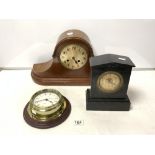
[23, 97, 71, 129]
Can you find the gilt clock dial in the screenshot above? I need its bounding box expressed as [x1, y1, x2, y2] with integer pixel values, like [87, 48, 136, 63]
[60, 44, 88, 70]
[97, 71, 124, 93]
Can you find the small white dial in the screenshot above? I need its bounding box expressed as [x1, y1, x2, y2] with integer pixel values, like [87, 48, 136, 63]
[33, 92, 60, 108]
[24, 89, 71, 128]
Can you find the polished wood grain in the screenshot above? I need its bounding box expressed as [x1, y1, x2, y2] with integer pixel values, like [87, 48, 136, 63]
[31, 29, 94, 85]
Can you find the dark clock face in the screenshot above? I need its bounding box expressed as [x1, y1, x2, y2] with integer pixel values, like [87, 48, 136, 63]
[59, 44, 88, 70]
[97, 71, 124, 93]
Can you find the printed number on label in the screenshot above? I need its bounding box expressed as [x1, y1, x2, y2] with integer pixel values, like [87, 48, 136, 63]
[74, 120, 84, 126]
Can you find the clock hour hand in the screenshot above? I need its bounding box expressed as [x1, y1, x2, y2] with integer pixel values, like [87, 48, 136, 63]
[72, 57, 78, 64]
[35, 98, 53, 103]
[46, 99, 53, 104]
[35, 99, 47, 103]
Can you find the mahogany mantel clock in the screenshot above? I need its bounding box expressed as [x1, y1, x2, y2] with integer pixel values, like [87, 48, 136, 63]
[86, 54, 135, 111]
[31, 29, 94, 85]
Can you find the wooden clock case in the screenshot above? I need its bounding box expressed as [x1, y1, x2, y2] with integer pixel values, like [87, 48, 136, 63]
[31, 29, 94, 85]
[86, 54, 135, 111]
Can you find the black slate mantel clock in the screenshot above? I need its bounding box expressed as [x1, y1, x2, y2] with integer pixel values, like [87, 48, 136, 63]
[86, 54, 135, 111]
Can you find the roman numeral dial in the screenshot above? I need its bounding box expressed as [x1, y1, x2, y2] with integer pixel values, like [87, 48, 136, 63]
[60, 44, 88, 70]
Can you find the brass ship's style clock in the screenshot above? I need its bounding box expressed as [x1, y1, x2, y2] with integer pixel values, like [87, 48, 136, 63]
[86, 54, 135, 111]
[31, 29, 94, 85]
[23, 89, 71, 129]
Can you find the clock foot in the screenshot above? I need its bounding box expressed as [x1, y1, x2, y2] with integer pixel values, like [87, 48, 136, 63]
[86, 89, 130, 111]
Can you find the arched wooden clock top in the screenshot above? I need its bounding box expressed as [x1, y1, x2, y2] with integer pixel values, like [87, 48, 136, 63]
[31, 29, 94, 85]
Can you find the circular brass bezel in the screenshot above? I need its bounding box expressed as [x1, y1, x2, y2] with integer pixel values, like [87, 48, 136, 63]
[27, 99, 67, 121]
[97, 71, 124, 93]
[28, 89, 65, 121]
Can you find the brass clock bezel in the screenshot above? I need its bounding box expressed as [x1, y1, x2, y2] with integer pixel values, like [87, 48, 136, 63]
[27, 100, 67, 122]
[23, 89, 71, 129]
[97, 71, 124, 93]
[29, 89, 63, 114]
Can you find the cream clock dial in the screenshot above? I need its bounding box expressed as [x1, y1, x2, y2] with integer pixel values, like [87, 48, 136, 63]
[97, 71, 124, 93]
[29, 89, 64, 119]
[60, 44, 88, 70]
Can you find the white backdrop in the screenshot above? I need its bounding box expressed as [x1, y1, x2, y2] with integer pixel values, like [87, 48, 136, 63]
[0, 19, 155, 68]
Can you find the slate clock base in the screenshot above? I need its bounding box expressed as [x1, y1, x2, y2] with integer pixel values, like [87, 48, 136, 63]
[86, 89, 130, 111]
